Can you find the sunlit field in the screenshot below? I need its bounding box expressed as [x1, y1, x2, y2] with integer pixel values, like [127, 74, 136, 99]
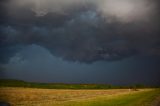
[0, 87, 159, 106]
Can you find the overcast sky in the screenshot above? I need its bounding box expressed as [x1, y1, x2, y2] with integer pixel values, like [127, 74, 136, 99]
[0, 0, 160, 85]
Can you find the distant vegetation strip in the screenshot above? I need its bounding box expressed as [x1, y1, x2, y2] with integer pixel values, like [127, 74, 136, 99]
[0, 79, 158, 89]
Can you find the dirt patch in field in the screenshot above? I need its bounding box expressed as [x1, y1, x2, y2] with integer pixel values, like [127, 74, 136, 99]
[152, 96, 160, 106]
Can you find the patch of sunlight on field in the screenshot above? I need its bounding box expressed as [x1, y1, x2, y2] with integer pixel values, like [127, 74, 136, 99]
[0, 87, 159, 106]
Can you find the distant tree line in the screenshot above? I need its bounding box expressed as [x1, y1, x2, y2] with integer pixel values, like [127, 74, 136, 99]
[0, 79, 159, 89]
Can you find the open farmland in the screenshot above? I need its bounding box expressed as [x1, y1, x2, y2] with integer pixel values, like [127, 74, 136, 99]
[0, 87, 160, 106]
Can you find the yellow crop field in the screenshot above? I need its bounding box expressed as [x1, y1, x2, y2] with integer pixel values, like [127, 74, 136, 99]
[0, 87, 159, 106]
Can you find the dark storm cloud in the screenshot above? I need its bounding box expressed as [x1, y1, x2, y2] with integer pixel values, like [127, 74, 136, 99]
[0, 0, 160, 63]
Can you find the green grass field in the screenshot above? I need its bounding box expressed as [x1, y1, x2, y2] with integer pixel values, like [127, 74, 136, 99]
[0, 88, 159, 106]
[61, 89, 160, 106]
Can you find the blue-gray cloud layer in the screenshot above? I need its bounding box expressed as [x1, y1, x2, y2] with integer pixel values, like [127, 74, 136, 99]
[1, 44, 159, 85]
